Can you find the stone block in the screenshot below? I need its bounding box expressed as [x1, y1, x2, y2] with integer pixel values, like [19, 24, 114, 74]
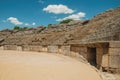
[96, 48, 104, 66]
[17, 46, 22, 51]
[109, 55, 119, 68]
[23, 46, 30, 51]
[61, 46, 70, 56]
[48, 46, 58, 53]
[109, 41, 120, 48]
[41, 47, 48, 52]
[4, 45, 17, 50]
[29, 46, 41, 52]
[101, 54, 109, 67]
[109, 48, 120, 56]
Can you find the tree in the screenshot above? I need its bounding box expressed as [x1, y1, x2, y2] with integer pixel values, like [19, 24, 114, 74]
[13, 26, 21, 30]
[60, 19, 73, 24]
[13, 26, 28, 31]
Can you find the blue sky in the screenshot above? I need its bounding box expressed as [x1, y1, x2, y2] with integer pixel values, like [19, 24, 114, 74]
[0, 0, 120, 30]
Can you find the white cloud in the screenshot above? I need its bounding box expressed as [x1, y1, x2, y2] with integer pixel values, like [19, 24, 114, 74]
[38, 0, 44, 4]
[43, 4, 74, 14]
[25, 23, 30, 26]
[56, 12, 86, 21]
[32, 22, 36, 26]
[24, 22, 36, 26]
[7, 17, 23, 25]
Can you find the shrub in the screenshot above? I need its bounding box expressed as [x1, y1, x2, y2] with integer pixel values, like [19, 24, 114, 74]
[13, 26, 21, 30]
[60, 19, 73, 24]
[13, 26, 28, 31]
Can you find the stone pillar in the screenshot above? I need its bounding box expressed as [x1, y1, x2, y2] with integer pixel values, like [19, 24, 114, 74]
[96, 48, 108, 69]
[101, 54, 109, 71]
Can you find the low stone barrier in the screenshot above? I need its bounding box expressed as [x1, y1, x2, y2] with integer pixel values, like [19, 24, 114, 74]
[47, 45, 58, 53]
[1, 41, 120, 74]
[4, 45, 17, 50]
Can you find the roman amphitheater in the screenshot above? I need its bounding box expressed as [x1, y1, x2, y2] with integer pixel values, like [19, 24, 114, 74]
[0, 7, 120, 80]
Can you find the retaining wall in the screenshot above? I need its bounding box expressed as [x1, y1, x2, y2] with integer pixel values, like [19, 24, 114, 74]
[108, 42, 120, 73]
[61, 46, 70, 56]
[70, 45, 87, 58]
[1, 41, 120, 74]
[22, 45, 48, 52]
[47, 46, 58, 53]
[4, 45, 17, 50]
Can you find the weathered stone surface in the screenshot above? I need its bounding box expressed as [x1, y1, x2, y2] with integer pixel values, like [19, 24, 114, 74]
[47, 46, 58, 53]
[17, 46, 22, 51]
[101, 54, 109, 68]
[4, 45, 17, 50]
[61, 46, 70, 56]
[70, 46, 88, 59]
[96, 48, 104, 67]
[109, 41, 120, 48]
[109, 48, 120, 56]
[109, 55, 120, 68]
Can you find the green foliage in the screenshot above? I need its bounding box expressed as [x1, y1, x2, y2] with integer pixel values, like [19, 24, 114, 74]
[60, 19, 73, 24]
[13, 26, 20, 30]
[22, 27, 28, 30]
[13, 26, 28, 31]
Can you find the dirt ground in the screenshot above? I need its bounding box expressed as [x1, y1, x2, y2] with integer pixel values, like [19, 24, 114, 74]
[0, 50, 102, 80]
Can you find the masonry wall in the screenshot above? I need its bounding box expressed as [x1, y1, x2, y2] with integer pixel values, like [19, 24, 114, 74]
[22, 45, 48, 52]
[4, 45, 17, 50]
[61, 46, 70, 56]
[47, 46, 58, 53]
[70, 45, 87, 58]
[22, 45, 30, 51]
[29, 46, 42, 52]
[17, 46, 22, 51]
[1, 42, 120, 74]
[109, 42, 120, 73]
[70, 44, 110, 71]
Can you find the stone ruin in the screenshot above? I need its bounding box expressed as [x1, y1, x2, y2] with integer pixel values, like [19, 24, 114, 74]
[0, 7, 120, 74]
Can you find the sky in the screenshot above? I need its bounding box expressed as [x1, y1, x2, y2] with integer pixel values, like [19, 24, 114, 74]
[0, 0, 120, 30]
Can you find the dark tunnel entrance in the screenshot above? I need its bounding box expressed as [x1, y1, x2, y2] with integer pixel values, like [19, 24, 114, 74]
[87, 48, 97, 67]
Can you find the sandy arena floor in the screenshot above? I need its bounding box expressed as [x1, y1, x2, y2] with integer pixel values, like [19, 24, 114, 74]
[0, 50, 102, 80]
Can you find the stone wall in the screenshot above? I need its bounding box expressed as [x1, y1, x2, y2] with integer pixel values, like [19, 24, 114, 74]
[70, 45, 87, 58]
[17, 46, 22, 51]
[61, 46, 70, 56]
[108, 42, 120, 73]
[47, 46, 58, 53]
[22, 45, 48, 52]
[1, 41, 120, 74]
[4, 45, 17, 50]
